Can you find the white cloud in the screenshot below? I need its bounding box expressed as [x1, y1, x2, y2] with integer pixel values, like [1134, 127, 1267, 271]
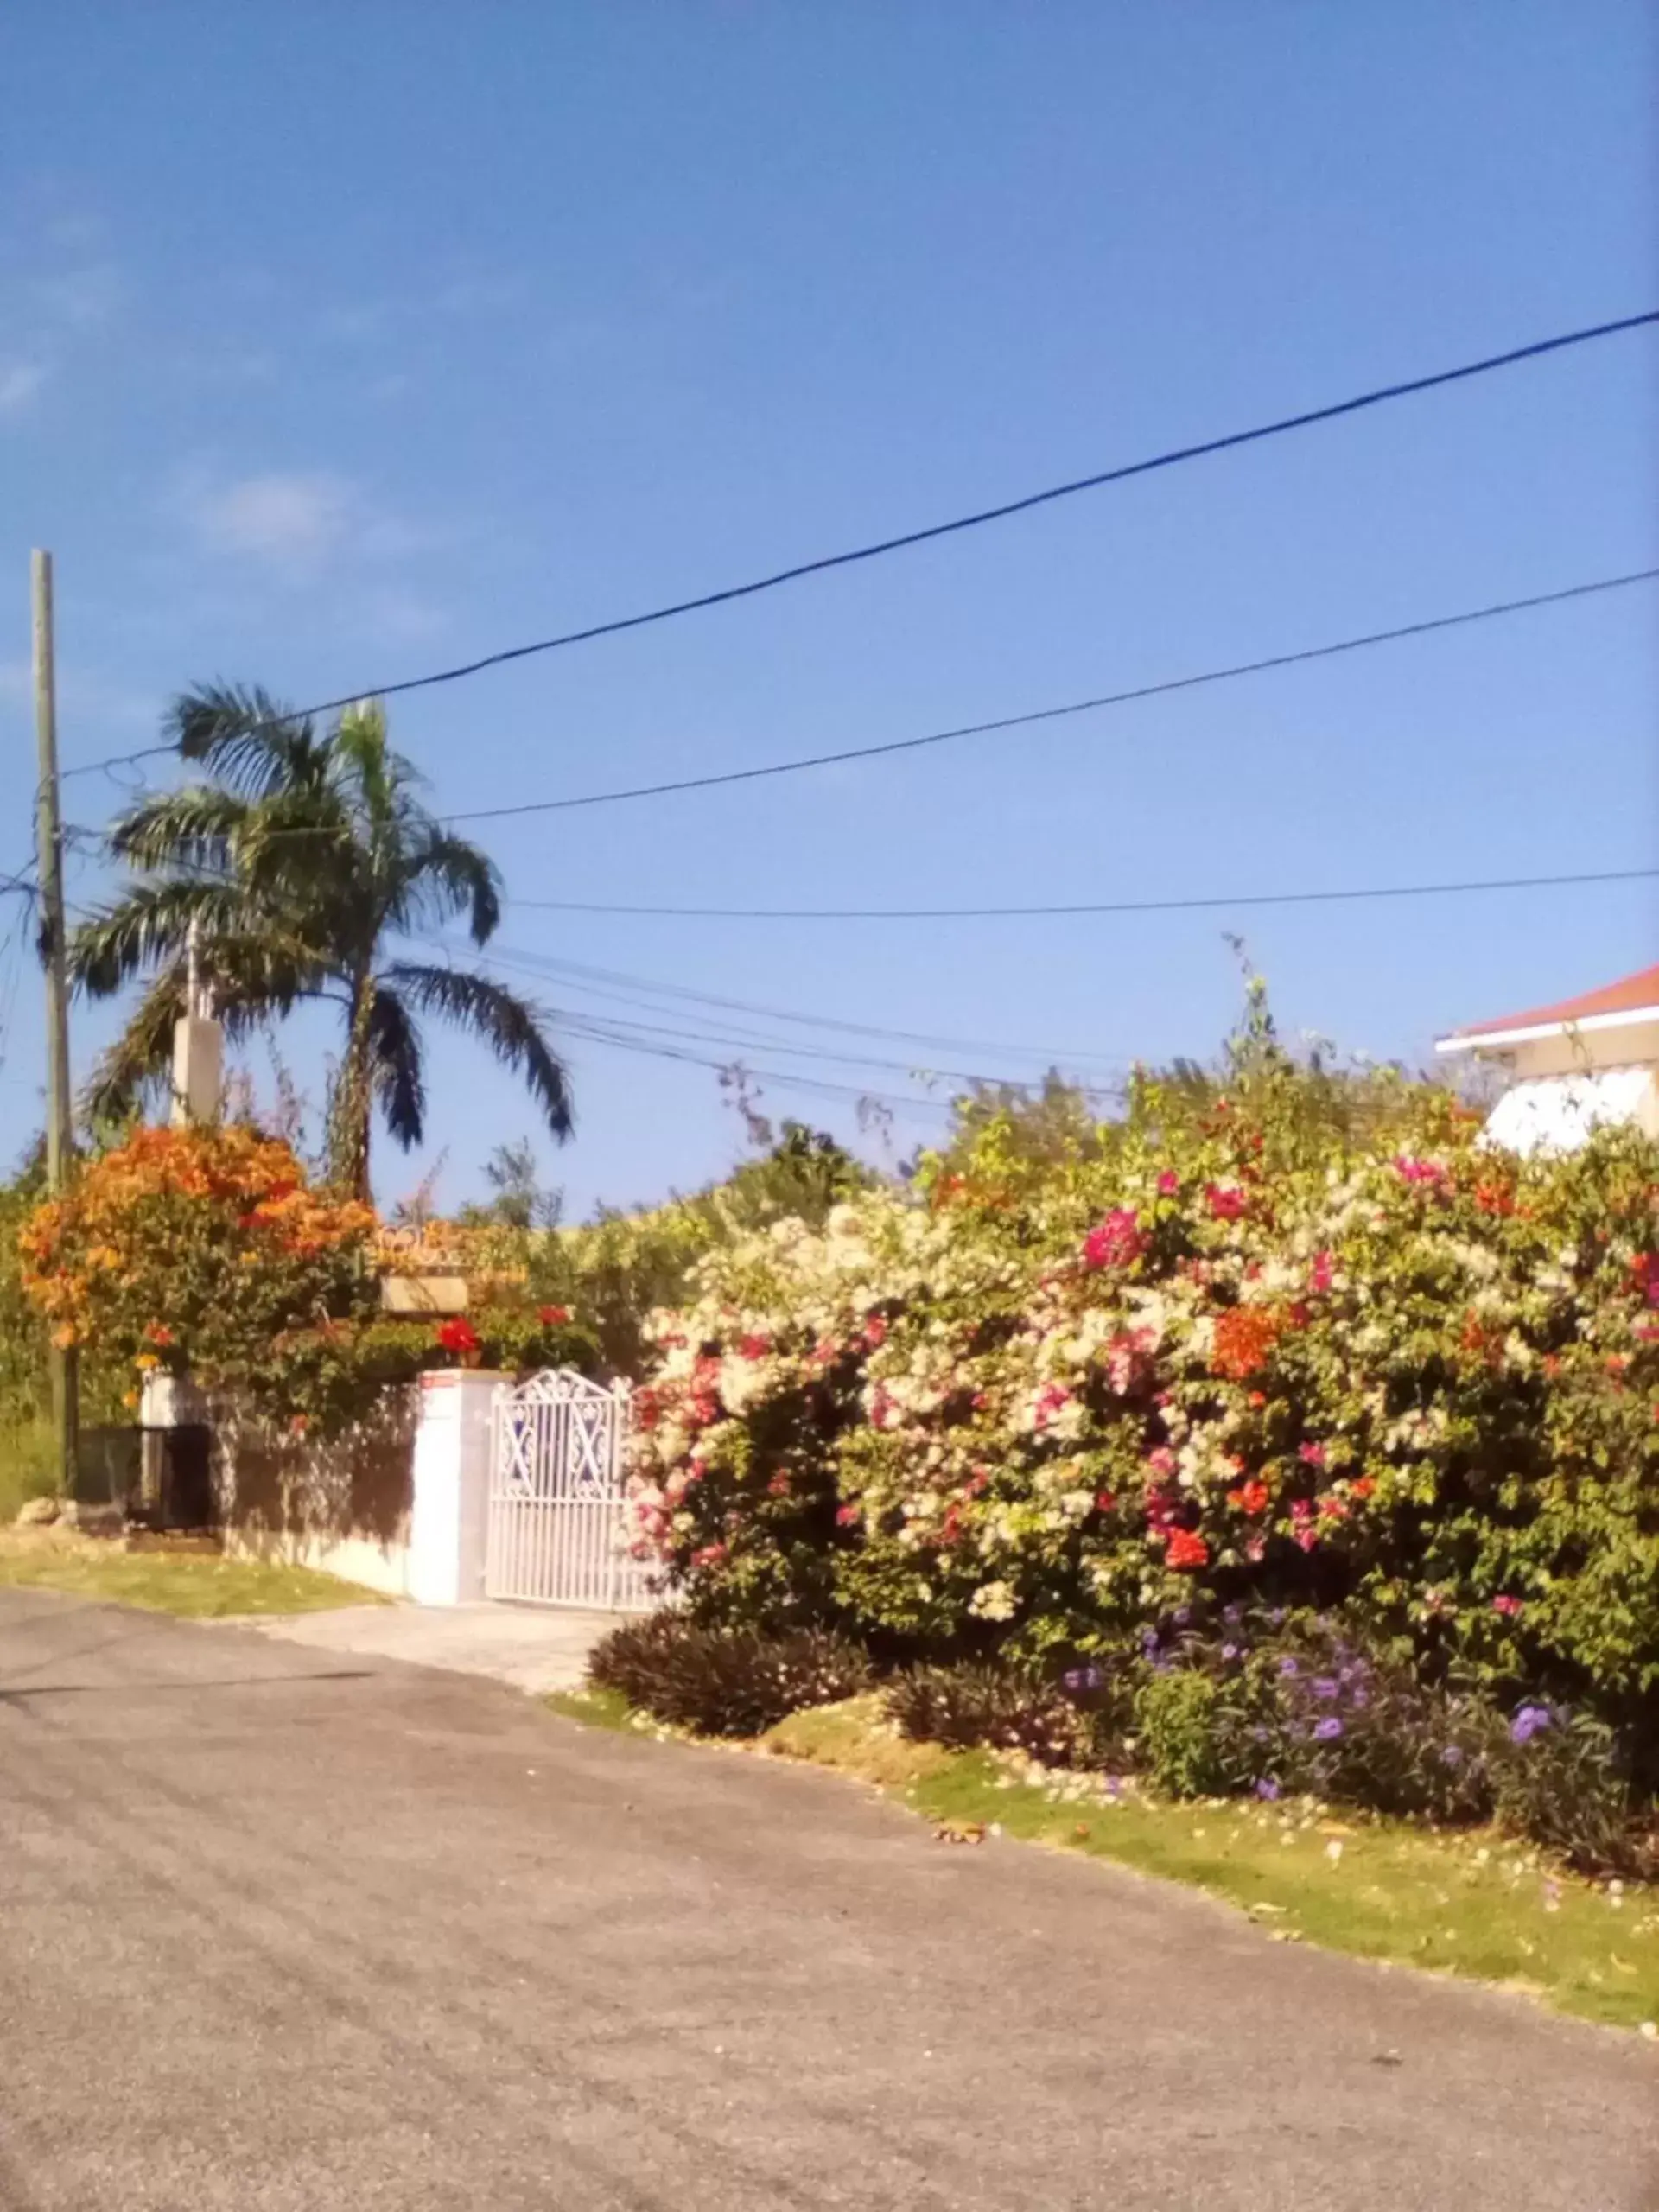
[0, 359, 46, 414]
[190, 470, 356, 566]
[176, 467, 435, 582]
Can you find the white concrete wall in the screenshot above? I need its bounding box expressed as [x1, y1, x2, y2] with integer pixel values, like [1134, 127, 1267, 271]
[407, 1370, 501, 1605]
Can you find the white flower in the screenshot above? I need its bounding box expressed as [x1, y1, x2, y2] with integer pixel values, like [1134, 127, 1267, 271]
[969, 1580, 1017, 1622]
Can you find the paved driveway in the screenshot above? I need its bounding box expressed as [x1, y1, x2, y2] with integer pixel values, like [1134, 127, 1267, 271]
[238, 1597, 619, 1694]
[2, 1588, 1656, 2211]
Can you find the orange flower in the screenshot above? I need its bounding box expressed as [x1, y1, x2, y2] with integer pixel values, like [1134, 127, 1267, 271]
[1226, 1479, 1269, 1516]
[1211, 1305, 1283, 1382]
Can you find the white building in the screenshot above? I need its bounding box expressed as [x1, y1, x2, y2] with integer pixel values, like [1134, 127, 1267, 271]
[1434, 963, 1659, 1155]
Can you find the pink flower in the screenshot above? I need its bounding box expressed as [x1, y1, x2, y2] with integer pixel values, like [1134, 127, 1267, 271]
[864, 1313, 888, 1349]
[1298, 1441, 1327, 1471]
[738, 1332, 770, 1361]
[1032, 1381, 1072, 1432]
[1146, 1446, 1179, 1478]
[1394, 1155, 1448, 1186]
[1492, 1593, 1523, 1618]
[1290, 1498, 1315, 1523]
[690, 1542, 728, 1570]
[1206, 1182, 1247, 1222]
[1157, 1170, 1180, 1197]
[835, 1503, 862, 1529]
[1083, 1208, 1147, 1271]
[869, 1384, 896, 1431]
[1309, 1250, 1334, 1295]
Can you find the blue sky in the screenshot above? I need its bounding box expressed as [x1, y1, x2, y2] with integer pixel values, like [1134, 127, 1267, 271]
[2, 2, 1655, 1216]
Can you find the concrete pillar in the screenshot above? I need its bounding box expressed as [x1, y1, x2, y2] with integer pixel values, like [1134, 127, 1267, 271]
[170, 1014, 223, 1127]
[408, 1370, 501, 1605]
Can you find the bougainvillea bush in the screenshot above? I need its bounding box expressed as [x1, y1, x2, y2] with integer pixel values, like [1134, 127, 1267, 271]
[17, 1126, 596, 1435]
[625, 1019, 1659, 1785]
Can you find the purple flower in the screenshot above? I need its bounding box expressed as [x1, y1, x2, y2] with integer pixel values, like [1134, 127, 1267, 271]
[1254, 1777, 1281, 1801]
[1064, 1665, 1103, 1693]
[1173, 1606, 1192, 1628]
[1223, 1605, 1243, 1628]
[1510, 1704, 1552, 1747]
[1440, 1744, 1464, 1768]
[1312, 1676, 1339, 1700]
[1313, 1716, 1344, 1741]
[1278, 1656, 1300, 1678]
[1221, 1643, 1240, 1662]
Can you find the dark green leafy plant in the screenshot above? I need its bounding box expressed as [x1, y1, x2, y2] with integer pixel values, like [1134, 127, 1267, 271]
[886, 1660, 1131, 1769]
[588, 1615, 869, 1737]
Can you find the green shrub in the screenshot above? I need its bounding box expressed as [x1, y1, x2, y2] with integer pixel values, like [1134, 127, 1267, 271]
[588, 1614, 870, 1737]
[1132, 1668, 1236, 1797]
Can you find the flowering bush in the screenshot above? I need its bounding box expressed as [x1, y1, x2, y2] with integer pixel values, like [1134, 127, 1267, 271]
[624, 1037, 1659, 1779]
[18, 1127, 379, 1420]
[16, 1126, 598, 1434]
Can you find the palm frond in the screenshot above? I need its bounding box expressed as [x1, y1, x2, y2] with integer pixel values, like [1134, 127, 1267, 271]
[79, 966, 187, 1126]
[167, 683, 321, 799]
[389, 828, 502, 944]
[105, 786, 257, 874]
[383, 963, 573, 1141]
[365, 986, 427, 1149]
[69, 880, 264, 998]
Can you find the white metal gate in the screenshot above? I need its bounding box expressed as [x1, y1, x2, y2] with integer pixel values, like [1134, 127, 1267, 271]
[485, 1370, 652, 1610]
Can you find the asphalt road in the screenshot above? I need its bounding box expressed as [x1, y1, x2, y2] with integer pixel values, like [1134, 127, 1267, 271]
[2, 1589, 1656, 2212]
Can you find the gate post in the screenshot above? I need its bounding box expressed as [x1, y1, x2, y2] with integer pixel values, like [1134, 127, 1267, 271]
[408, 1369, 502, 1605]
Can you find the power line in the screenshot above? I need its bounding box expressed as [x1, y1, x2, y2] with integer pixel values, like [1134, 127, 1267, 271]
[55, 308, 1659, 799]
[57, 742, 176, 784]
[86, 562, 1659, 850]
[465, 943, 1133, 1069]
[510, 863, 1659, 923]
[443, 568, 1659, 822]
[431, 932, 1078, 1088]
[270, 312, 1659, 717]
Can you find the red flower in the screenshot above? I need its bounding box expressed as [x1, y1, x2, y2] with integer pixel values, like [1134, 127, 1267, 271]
[1350, 1476, 1376, 1500]
[436, 1316, 480, 1356]
[738, 1332, 771, 1361]
[1157, 1170, 1180, 1196]
[1094, 1489, 1117, 1514]
[1227, 1479, 1269, 1516]
[537, 1304, 570, 1326]
[143, 1321, 175, 1347]
[1166, 1528, 1210, 1572]
[1206, 1183, 1247, 1222]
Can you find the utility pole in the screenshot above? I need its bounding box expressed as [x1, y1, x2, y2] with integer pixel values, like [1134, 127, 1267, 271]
[32, 549, 79, 1497]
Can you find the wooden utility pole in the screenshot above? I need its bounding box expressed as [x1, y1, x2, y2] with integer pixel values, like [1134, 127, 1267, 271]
[31, 549, 79, 1496]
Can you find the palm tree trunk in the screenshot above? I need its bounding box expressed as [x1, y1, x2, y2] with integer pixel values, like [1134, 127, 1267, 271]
[327, 976, 378, 1200]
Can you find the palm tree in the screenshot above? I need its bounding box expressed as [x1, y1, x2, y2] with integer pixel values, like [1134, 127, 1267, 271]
[70, 683, 573, 1198]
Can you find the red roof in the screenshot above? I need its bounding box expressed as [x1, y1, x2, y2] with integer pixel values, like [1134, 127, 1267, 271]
[1447, 963, 1659, 1042]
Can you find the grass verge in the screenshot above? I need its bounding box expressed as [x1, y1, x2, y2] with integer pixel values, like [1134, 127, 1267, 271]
[550, 1688, 1659, 2034]
[0, 1531, 388, 1618]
